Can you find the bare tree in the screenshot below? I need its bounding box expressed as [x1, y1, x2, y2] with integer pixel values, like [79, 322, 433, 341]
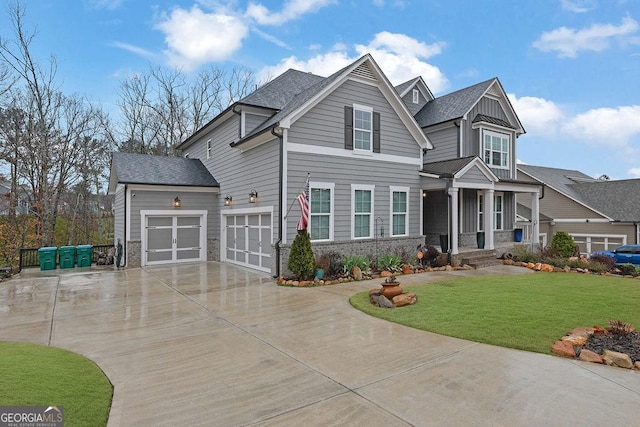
[116, 64, 256, 156]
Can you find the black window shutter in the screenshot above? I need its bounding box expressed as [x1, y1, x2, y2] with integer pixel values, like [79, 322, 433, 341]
[344, 106, 353, 150]
[373, 111, 380, 153]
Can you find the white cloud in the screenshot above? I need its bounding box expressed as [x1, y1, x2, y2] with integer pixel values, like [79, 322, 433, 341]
[89, 0, 122, 10]
[560, 0, 597, 13]
[251, 28, 291, 49]
[507, 94, 564, 135]
[562, 105, 640, 146]
[257, 32, 448, 92]
[245, 0, 336, 26]
[628, 168, 640, 178]
[532, 16, 639, 57]
[155, 5, 248, 70]
[110, 41, 157, 59]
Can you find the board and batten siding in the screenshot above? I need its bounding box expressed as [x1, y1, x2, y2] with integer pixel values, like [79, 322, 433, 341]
[183, 113, 281, 242]
[423, 190, 448, 235]
[288, 79, 421, 158]
[462, 189, 514, 233]
[128, 189, 217, 241]
[286, 152, 422, 242]
[114, 184, 125, 243]
[457, 165, 491, 185]
[463, 97, 516, 180]
[423, 126, 458, 163]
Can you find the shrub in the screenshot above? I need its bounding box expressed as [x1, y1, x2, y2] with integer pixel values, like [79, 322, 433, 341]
[586, 261, 610, 273]
[315, 253, 331, 270]
[512, 246, 541, 263]
[545, 257, 568, 269]
[342, 255, 370, 274]
[378, 253, 402, 272]
[588, 254, 616, 271]
[617, 263, 637, 276]
[550, 231, 578, 258]
[287, 230, 315, 280]
[608, 319, 633, 335]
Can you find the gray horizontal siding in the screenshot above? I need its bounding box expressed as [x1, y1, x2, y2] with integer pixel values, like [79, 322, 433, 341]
[519, 188, 602, 219]
[286, 152, 422, 242]
[289, 79, 421, 159]
[128, 189, 218, 241]
[245, 113, 267, 136]
[424, 126, 458, 163]
[114, 184, 125, 244]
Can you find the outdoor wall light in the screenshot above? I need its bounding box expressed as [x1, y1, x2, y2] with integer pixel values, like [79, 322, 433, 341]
[173, 196, 181, 208]
[249, 189, 258, 203]
[224, 194, 233, 206]
[422, 190, 427, 198]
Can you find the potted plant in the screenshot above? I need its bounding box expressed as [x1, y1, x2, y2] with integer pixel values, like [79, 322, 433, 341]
[314, 253, 330, 280]
[380, 275, 403, 299]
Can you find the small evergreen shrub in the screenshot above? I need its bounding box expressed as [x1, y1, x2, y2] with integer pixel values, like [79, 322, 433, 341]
[288, 230, 315, 280]
[550, 231, 578, 258]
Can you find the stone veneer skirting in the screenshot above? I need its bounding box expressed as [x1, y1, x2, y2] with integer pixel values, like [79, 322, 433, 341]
[124, 238, 219, 269]
[277, 236, 425, 278]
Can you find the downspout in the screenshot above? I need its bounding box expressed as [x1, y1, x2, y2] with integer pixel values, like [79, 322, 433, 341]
[441, 173, 454, 261]
[123, 184, 127, 266]
[232, 104, 242, 138]
[271, 125, 283, 278]
[453, 120, 461, 157]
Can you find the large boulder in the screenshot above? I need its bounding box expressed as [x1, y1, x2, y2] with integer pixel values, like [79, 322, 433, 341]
[602, 350, 633, 369]
[392, 293, 417, 307]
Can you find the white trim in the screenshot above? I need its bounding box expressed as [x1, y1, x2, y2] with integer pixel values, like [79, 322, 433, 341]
[309, 181, 335, 242]
[550, 218, 611, 223]
[287, 142, 422, 166]
[351, 184, 375, 240]
[282, 129, 289, 244]
[353, 104, 373, 153]
[477, 192, 484, 232]
[472, 121, 516, 134]
[481, 129, 510, 170]
[206, 138, 212, 159]
[494, 192, 504, 230]
[412, 89, 419, 104]
[389, 186, 410, 237]
[140, 210, 207, 267]
[570, 233, 627, 254]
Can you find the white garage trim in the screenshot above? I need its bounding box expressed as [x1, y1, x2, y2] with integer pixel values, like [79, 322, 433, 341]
[140, 210, 207, 266]
[570, 233, 627, 254]
[221, 206, 273, 273]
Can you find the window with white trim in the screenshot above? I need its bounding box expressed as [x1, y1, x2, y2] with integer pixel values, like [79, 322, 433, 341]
[477, 192, 503, 231]
[354, 105, 372, 151]
[309, 183, 334, 241]
[482, 130, 509, 168]
[412, 89, 419, 104]
[352, 184, 374, 239]
[206, 139, 212, 159]
[390, 186, 409, 236]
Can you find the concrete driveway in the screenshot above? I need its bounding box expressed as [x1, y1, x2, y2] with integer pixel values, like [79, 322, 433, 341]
[1, 263, 639, 426]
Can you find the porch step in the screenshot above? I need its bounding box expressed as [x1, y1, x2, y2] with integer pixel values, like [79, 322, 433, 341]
[459, 249, 503, 269]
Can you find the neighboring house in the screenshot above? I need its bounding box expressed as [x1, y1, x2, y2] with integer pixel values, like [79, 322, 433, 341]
[516, 165, 640, 254]
[109, 54, 542, 274]
[0, 183, 30, 215]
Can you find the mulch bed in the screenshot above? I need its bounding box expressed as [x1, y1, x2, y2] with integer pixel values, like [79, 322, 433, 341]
[581, 332, 640, 363]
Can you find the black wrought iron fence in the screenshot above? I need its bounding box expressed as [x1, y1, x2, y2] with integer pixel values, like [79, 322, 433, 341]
[18, 244, 115, 272]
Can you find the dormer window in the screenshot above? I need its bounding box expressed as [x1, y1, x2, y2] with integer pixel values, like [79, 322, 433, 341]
[482, 130, 509, 169]
[412, 89, 419, 104]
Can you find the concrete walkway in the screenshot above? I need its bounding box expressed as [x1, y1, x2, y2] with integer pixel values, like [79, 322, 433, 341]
[1, 263, 639, 426]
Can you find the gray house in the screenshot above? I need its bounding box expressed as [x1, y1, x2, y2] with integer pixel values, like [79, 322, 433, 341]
[109, 54, 542, 274]
[516, 164, 640, 253]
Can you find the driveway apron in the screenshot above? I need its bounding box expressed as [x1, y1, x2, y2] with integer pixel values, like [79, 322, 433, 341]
[1, 263, 638, 426]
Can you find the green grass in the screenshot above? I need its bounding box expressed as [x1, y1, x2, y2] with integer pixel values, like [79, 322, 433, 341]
[0, 342, 112, 426]
[350, 273, 640, 354]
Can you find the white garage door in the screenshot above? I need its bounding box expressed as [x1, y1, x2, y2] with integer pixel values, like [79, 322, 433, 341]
[143, 212, 206, 266]
[224, 211, 272, 272]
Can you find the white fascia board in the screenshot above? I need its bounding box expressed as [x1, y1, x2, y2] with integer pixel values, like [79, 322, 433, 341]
[283, 55, 432, 151]
[455, 158, 499, 182]
[494, 181, 542, 193]
[128, 184, 219, 193]
[463, 79, 525, 135]
[551, 218, 611, 223]
[453, 180, 494, 190]
[287, 142, 422, 166]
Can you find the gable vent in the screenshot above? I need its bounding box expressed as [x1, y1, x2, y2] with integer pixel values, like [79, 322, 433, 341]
[351, 62, 376, 80]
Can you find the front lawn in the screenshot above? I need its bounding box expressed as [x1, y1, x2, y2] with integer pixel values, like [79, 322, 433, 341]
[0, 342, 112, 426]
[350, 273, 640, 354]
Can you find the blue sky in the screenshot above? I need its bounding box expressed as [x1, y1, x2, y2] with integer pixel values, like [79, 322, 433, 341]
[2, 0, 639, 178]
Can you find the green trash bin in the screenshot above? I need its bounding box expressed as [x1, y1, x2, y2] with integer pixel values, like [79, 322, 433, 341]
[76, 245, 93, 267]
[58, 246, 76, 269]
[38, 247, 57, 271]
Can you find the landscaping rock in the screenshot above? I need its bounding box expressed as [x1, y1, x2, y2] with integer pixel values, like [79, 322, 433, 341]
[552, 340, 576, 358]
[563, 266, 571, 273]
[377, 294, 394, 308]
[562, 335, 587, 346]
[401, 264, 413, 275]
[503, 259, 515, 265]
[602, 350, 633, 369]
[392, 292, 417, 307]
[352, 266, 363, 281]
[380, 270, 393, 277]
[578, 349, 603, 364]
[635, 361, 640, 370]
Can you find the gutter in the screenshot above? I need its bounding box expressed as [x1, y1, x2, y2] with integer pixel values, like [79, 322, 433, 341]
[440, 172, 454, 257]
[271, 125, 284, 278]
[123, 184, 127, 267]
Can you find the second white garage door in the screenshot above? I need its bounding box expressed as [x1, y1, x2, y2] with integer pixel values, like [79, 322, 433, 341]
[223, 210, 272, 273]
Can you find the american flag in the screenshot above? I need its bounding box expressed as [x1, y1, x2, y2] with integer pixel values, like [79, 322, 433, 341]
[296, 176, 310, 231]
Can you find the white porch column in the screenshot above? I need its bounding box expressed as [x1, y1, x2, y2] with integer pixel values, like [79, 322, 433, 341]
[531, 190, 540, 248]
[484, 189, 495, 250]
[450, 187, 459, 254]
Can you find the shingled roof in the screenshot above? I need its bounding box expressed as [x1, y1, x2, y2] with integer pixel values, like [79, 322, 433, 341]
[110, 152, 219, 189]
[414, 78, 495, 128]
[239, 69, 325, 110]
[518, 164, 640, 222]
[421, 156, 478, 176]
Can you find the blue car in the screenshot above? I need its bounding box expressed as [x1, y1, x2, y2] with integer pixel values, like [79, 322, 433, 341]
[591, 244, 640, 265]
